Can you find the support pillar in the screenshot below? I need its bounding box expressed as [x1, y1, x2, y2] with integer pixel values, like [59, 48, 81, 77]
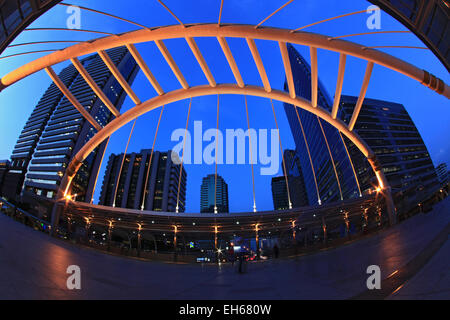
[322, 217, 327, 245]
[84, 219, 90, 243]
[369, 155, 396, 226]
[50, 202, 62, 237]
[137, 231, 142, 257]
[255, 224, 260, 260]
[173, 226, 178, 253]
[107, 222, 112, 251]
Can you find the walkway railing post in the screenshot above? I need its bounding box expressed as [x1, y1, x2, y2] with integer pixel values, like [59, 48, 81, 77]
[173, 226, 178, 261]
[84, 218, 90, 244]
[108, 221, 113, 251]
[136, 224, 142, 257]
[368, 155, 397, 225]
[50, 202, 61, 237]
[255, 224, 260, 259]
[322, 217, 327, 245]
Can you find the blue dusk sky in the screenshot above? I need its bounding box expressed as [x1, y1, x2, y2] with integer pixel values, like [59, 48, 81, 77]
[0, 0, 448, 213]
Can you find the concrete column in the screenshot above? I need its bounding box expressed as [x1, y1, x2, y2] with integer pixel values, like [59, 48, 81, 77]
[368, 155, 396, 225]
[107, 224, 112, 251]
[383, 186, 396, 225]
[50, 203, 62, 237]
[137, 230, 142, 257]
[84, 220, 90, 243]
[256, 231, 260, 259]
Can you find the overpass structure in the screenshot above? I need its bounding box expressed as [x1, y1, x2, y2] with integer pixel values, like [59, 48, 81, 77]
[0, 1, 448, 251]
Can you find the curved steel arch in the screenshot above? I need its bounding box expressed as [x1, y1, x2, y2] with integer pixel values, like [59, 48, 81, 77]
[58, 84, 395, 224]
[0, 23, 448, 97]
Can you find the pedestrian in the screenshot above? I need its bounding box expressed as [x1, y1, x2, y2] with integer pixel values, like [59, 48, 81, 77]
[273, 243, 279, 259]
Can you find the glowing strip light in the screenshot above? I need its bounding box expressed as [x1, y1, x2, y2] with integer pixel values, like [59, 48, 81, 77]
[141, 105, 165, 210]
[271, 99, 292, 209]
[214, 95, 220, 214]
[112, 119, 137, 207]
[176, 98, 192, 213]
[317, 117, 343, 201]
[245, 96, 257, 212]
[339, 131, 362, 197]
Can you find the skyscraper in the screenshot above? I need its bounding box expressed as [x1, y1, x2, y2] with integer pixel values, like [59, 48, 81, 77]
[283, 44, 360, 206]
[0, 160, 10, 196]
[339, 95, 440, 204]
[271, 176, 290, 211]
[99, 150, 187, 213]
[200, 174, 229, 213]
[283, 149, 309, 208]
[4, 47, 138, 203]
[3, 60, 81, 201]
[435, 163, 448, 186]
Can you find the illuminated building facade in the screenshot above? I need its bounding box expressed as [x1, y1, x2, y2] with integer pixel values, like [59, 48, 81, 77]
[99, 150, 187, 213]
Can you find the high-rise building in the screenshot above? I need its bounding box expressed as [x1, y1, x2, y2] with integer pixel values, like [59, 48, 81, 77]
[435, 163, 448, 186]
[271, 150, 309, 211]
[99, 150, 187, 213]
[271, 176, 290, 211]
[283, 149, 309, 208]
[4, 47, 138, 203]
[338, 95, 440, 203]
[200, 174, 229, 213]
[0, 160, 10, 196]
[283, 44, 360, 206]
[3, 60, 81, 201]
[0, 1, 61, 54]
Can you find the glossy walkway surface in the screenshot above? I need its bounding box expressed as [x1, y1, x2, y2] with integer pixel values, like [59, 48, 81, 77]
[0, 198, 449, 300]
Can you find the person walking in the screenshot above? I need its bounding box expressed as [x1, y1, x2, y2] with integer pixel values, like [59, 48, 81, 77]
[273, 243, 279, 259]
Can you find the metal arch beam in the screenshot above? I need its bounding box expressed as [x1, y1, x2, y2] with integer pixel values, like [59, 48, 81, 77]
[45, 66, 102, 131]
[98, 50, 141, 105]
[126, 44, 164, 96]
[349, 61, 374, 131]
[60, 83, 375, 188]
[246, 38, 271, 92]
[310, 47, 318, 107]
[185, 37, 216, 87]
[279, 41, 296, 99]
[0, 24, 448, 98]
[331, 53, 346, 119]
[217, 36, 244, 88]
[70, 57, 120, 117]
[154, 40, 189, 89]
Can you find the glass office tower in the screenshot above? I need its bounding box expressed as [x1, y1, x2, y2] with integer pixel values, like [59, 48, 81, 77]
[283, 44, 360, 206]
[283, 149, 309, 208]
[8, 47, 138, 203]
[339, 95, 440, 206]
[271, 150, 309, 211]
[200, 174, 229, 213]
[4, 61, 80, 200]
[99, 150, 187, 213]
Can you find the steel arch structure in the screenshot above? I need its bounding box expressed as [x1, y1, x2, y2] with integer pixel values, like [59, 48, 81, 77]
[2, 22, 449, 226]
[1, 24, 449, 96]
